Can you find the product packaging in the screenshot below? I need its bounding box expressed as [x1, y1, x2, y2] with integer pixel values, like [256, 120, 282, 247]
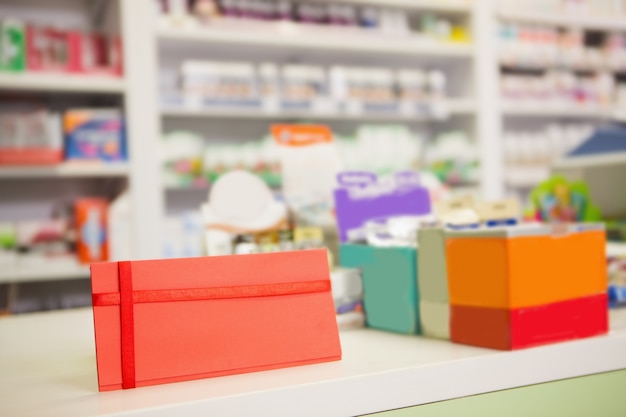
[90, 249, 341, 391]
[446, 223, 608, 350]
[15, 219, 74, 266]
[64, 109, 127, 162]
[335, 170, 432, 334]
[0, 110, 63, 165]
[26, 25, 71, 72]
[0, 18, 26, 71]
[75, 198, 108, 264]
[67, 32, 123, 76]
[331, 267, 365, 329]
[0, 223, 17, 274]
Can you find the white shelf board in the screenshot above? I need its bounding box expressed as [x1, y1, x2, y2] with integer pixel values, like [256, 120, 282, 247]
[314, 0, 472, 13]
[553, 151, 626, 170]
[0, 262, 90, 284]
[1, 307, 625, 417]
[161, 99, 475, 121]
[0, 72, 126, 93]
[157, 26, 473, 59]
[496, 9, 626, 31]
[0, 163, 129, 179]
[502, 105, 612, 119]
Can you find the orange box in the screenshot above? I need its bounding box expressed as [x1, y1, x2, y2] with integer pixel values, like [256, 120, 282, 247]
[446, 224, 606, 309]
[75, 198, 109, 264]
[90, 249, 341, 391]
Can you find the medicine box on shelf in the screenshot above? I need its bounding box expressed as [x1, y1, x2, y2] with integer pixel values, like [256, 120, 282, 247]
[340, 244, 419, 335]
[446, 224, 608, 350]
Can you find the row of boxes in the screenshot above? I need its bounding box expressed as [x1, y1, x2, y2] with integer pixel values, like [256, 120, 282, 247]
[0, 19, 122, 75]
[340, 222, 608, 350]
[0, 108, 126, 165]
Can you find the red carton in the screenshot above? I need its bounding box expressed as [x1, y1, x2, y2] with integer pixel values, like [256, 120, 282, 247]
[90, 249, 342, 391]
[75, 198, 109, 264]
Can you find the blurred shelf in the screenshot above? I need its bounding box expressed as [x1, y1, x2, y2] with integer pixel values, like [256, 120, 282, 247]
[0, 163, 129, 179]
[505, 166, 550, 189]
[161, 99, 475, 122]
[499, 62, 613, 73]
[0, 72, 125, 94]
[502, 105, 613, 119]
[157, 26, 473, 59]
[329, 0, 471, 13]
[553, 151, 626, 169]
[0, 262, 90, 284]
[496, 9, 626, 31]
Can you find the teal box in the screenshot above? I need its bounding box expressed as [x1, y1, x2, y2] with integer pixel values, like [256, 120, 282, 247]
[339, 244, 420, 334]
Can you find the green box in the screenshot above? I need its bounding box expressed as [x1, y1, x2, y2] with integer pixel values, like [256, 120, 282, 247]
[340, 244, 420, 334]
[0, 19, 26, 72]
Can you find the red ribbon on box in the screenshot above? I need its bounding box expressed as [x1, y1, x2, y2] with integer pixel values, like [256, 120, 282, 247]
[92, 261, 331, 389]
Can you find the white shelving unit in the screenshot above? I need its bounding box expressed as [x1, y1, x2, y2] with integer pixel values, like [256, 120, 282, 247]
[0, 163, 129, 179]
[157, 26, 473, 58]
[496, 9, 626, 31]
[0, 262, 90, 284]
[492, 2, 626, 197]
[501, 106, 615, 119]
[0, 0, 151, 288]
[161, 99, 476, 121]
[0, 72, 126, 93]
[152, 0, 495, 225]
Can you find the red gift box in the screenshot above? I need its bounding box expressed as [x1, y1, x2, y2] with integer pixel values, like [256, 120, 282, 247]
[90, 249, 342, 391]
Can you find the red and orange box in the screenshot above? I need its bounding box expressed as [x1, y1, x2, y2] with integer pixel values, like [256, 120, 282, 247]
[75, 198, 108, 264]
[90, 249, 341, 391]
[445, 224, 608, 350]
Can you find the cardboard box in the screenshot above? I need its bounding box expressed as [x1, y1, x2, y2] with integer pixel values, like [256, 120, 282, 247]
[417, 227, 449, 339]
[445, 224, 608, 350]
[75, 198, 108, 264]
[90, 249, 341, 391]
[64, 109, 126, 162]
[340, 244, 419, 334]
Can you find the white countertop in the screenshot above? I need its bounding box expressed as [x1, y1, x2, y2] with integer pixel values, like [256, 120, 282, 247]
[1, 308, 625, 417]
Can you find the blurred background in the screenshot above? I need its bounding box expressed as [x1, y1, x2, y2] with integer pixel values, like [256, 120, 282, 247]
[1, 0, 626, 313]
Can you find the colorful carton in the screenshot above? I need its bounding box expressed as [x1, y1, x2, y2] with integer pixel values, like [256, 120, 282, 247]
[64, 109, 126, 162]
[340, 244, 419, 334]
[76, 198, 108, 264]
[90, 249, 341, 391]
[446, 223, 608, 350]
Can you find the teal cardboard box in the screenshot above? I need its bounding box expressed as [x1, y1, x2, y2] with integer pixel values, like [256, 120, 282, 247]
[340, 244, 420, 334]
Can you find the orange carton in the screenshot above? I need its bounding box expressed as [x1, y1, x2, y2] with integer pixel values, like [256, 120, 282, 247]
[75, 198, 108, 264]
[446, 224, 606, 309]
[90, 249, 341, 391]
[446, 223, 608, 350]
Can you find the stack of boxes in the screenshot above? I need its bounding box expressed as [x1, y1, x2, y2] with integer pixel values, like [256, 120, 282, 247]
[446, 224, 607, 350]
[338, 184, 609, 350]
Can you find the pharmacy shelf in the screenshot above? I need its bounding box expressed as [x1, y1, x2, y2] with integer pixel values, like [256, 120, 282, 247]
[553, 151, 626, 170]
[0, 163, 129, 179]
[0, 308, 625, 416]
[502, 105, 613, 119]
[0, 72, 126, 93]
[161, 99, 475, 122]
[327, 0, 471, 13]
[0, 262, 90, 284]
[157, 26, 473, 59]
[496, 9, 626, 31]
[504, 166, 550, 189]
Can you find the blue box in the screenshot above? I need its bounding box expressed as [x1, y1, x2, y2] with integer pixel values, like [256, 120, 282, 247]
[64, 109, 127, 162]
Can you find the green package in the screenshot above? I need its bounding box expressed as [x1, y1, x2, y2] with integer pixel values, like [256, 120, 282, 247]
[0, 19, 26, 72]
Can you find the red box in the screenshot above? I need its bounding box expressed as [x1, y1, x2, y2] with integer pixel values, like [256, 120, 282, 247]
[0, 148, 62, 165]
[90, 249, 342, 391]
[450, 293, 608, 350]
[75, 198, 108, 264]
